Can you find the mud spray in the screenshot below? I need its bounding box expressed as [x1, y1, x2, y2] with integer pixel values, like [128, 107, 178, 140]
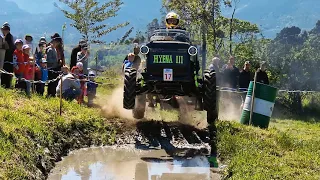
[97, 84, 243, 125]
[217, 91, 243, 121]
[99, 86, 134, 120]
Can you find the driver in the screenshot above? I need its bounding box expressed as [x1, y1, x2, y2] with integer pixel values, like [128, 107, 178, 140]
[165, 12, 184, 30]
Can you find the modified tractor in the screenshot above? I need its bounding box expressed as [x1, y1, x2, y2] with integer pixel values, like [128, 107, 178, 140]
[123, 29, 218, 122]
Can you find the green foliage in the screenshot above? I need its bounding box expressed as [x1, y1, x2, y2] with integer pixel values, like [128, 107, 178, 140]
[56, 0, 129, 44]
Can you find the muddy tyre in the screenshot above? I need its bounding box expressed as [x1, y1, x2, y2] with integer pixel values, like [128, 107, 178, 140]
[133, 94, 146, 119]
[203, 70, 218, 123]
[123, 68, 137, 109]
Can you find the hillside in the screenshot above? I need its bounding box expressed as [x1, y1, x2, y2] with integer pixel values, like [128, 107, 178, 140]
[2, 0, 162, 44]
[221, 0, 320, 37]
[3, 0, 320, 43]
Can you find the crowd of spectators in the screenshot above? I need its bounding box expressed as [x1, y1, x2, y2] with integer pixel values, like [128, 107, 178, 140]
[209, 56, 270, 90]
[0, 22, 98, 107]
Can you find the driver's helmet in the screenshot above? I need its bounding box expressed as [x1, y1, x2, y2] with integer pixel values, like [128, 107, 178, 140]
[165, 12, 180, 29]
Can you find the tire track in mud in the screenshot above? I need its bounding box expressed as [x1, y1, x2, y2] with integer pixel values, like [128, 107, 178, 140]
[115, 120, 211, 157]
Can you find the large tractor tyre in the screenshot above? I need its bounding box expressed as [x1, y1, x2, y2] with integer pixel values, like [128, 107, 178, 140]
[133, 94, 146, 119]
[123, 68, 137, 109]
[203, 70, 218, 123]
[169, 95, 180, 109]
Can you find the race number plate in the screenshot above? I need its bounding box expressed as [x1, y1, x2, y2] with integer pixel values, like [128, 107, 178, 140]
[163, 69, 173, 81]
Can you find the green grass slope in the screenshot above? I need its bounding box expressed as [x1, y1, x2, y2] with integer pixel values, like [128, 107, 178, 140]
[218, 120, 320, 180]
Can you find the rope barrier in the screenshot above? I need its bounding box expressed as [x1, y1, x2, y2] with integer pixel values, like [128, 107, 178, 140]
[1, 62, 319, 93]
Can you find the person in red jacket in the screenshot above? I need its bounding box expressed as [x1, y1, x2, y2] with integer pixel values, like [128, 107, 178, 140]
[13, 39, 25, 90]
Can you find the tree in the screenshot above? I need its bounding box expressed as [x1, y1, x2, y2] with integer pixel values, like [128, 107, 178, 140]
[55, 0, 129, 44]
[135, 30, 146, 43]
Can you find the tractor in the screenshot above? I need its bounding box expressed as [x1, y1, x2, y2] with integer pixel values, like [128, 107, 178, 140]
[123, 28, 217, 122]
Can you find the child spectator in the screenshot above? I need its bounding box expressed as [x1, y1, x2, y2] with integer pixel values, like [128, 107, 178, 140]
[56, 66, 81, 101]
[122, 53, 135, 73]
[86, 70, 98, 107]
[24, 60, 40, 96]
[35, 42, 45, 66]
[23, 44, 37, 96]
[76, 62, 86, 104]
[35, 58, 48, 96]
[77, 45, 89, 75]
[13, 39, 25, 90]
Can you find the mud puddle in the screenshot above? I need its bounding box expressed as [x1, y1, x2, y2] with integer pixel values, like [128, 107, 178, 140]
[48, 146, 220, 180]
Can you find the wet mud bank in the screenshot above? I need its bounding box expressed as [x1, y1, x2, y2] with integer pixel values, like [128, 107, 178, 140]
[35, 119, 214, 179]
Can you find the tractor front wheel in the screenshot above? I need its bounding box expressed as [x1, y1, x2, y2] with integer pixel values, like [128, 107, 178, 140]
[123, 68, 137, 109]
[203, 70, 218, 123]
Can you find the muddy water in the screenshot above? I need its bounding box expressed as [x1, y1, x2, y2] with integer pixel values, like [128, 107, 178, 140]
[48, 146, 220, 180]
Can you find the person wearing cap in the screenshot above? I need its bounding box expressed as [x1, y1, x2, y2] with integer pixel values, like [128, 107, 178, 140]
[24, 34, 34, 58]
[56, 66, 81, 101]
[77, 45, 89, 75]
[256, 61, 269, 85]
[71, 39, 86, 69]
[52, 33, 65, 68]
[46, 35, 60, 97]
[35, 58, 48, 96]
[22, 44, 36, 96]
[75, 61, 86, 104]
[1, 22, 15, 88]
[86, 70, 98, 107]
[239, 61, 253, 89]
[35, 42, 46, 66]
[13, 39, 25, 90]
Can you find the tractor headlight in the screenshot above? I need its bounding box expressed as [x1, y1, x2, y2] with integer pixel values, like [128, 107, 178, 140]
[188, 46, 197, 56]
[140, 45, 149, 55]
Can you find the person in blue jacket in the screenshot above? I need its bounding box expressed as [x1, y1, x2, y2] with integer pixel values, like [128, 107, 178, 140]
[35, 58, 48, 96]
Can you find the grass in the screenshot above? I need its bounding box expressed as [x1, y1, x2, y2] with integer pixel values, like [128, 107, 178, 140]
[1, 68, 320, 179]
[0, 73, 121, 179]
[217, 119, 320, 180]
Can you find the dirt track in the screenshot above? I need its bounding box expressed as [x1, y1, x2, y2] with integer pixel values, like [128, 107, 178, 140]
[114, 120, 212, 157]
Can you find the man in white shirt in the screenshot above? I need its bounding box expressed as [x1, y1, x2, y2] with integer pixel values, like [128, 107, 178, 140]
[56, 66, 81, 101]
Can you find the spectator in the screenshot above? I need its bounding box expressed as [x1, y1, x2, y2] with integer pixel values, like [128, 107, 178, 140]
[22, 44, 34, 96]
[46, 35, 60, 97]
[35, 42, 45, 66]
[76, 62, 86, 104]
[35, 58, 48, 96]
[51, 33, 65, 68]
[86, 70, 98, 107]
[35, 37, 47, 56]
[70, 39, 86, 69]
[239, 61, 253, 89]
[13, 39, 25, 90]
[209, 57, 220, 72]
[1, 22, 15, 88]
[122, 40, 141, 70]
[256, 61, 269, 85]
[209, 56, 221, 85]
[24, 34, 34, 58]
[24, 60, 39, 97]
[122, 53, 135, 72]
[77, 45, 89, 75]
[56, 66, 81, 101]
[221, 56, 240, 89]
